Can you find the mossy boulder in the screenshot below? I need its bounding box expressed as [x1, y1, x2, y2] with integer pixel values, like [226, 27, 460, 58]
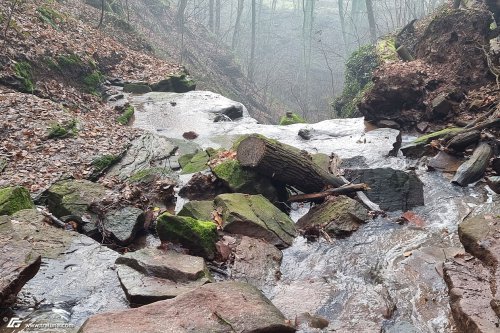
[212, 159, 287, 206]
[156, 213, 218, 259]
[123, 83, 152, 94]
[45, 179, 107, 219]
[296, 196, 370, 236]
[0, 186, 34, 215]
[151, 74, 196, 93]
[214, 193, 297, 248]
[179, 150, 211, 174]
[178, 200, 214, 221]
[279, 112, 306, 126]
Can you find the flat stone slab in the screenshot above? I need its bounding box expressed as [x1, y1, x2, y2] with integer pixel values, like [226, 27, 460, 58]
[79, 281, 295, 333]
[115, 248, 212, 305]
[0, 216, 41, 308]
[104, 206, 144, 246]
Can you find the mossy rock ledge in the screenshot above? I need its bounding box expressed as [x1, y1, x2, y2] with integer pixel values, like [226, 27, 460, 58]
[214, 193, 297, 248]
[177, 200, 214, 221]
[0, 186, 35, 215]
[156, 213, 218, 260]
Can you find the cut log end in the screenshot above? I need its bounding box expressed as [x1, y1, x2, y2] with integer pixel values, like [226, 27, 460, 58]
[237, 136, 267, 167]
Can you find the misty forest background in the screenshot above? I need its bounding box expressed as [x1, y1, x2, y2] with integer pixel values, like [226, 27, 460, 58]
[91, 0, 447, 122]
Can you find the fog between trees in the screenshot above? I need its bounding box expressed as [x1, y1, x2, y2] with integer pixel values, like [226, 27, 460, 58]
[177, 0, 445, 121]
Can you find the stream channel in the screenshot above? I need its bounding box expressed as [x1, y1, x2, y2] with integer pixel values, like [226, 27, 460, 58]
[4, 90, 497, 333]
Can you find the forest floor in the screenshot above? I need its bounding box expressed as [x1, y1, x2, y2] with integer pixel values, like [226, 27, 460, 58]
[0, 0, 184, 194]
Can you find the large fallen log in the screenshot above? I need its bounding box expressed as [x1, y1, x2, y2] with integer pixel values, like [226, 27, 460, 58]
[446, 130, 481, 152]
[288, 183, 369, 203]
[452, 142, 492, 186]
[237, 135, 346, 193]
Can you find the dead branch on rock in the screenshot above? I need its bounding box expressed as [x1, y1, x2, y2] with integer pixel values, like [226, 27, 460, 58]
[287, 183, 369, 202]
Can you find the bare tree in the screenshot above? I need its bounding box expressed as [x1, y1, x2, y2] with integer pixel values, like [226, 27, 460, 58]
[365, 0, 377, 43]
[248, 0, 256, 80]
[232, 0, 244, 50]
[98, 0, 105, 29]
[176, 0, 188, 27]
[215, 0, 221, 35]
[208, 0, 214, 32]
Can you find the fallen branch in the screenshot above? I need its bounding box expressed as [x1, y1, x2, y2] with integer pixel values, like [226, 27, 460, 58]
[36, 205, 66, 228]
[452, 142, 492, 186]
[340, 176, 382, 212]
[287, 183, 369, 202]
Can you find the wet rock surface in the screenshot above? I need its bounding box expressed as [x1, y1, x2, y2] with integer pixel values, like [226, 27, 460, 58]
[79, 281, 295, 333]
[344, 168, 424, 211]
[103, 207, 144, 246]
[296, 195, 370, 236]
[444, 201, 500, 332]
[229, 236, 283, 294]
[0, 216, 41, 309]
[107, 132, 197, 180]
[115, 248, 212, 305]
[214, 193, 297, 248]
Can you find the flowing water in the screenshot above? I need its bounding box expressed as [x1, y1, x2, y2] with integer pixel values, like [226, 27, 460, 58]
[129, 91, 493, 332]
[3, 90, 493, 332]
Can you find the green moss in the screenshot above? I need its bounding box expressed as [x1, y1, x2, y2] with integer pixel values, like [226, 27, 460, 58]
[117, 105, 135, 125]
[128, 167, 170, 183]
[151, 73, 196, 93]
[156, 212, 218, 259]
[180, 150, 210, 174]
[413, 127, 463, 144]
[57, 53, 84, 69]
[14, 61, 35, 93]
[279, 113, 306, 126]
[376, 36, 398, 63]
[92, 154, 119, 173]
[37, 5, 64, 30]
[178, 201, 214, 221]
[0, 186, 34, 215]
[334, 44, 380, 118]
[83, 70, 104, 95]
[47, 119, 78, 139]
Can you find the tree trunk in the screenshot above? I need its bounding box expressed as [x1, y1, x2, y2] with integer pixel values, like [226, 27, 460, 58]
[237, 135, 346, 193]
[232, 0, 244, 49]
[338, 0, 347, 53]
[98, 0, 105, 29]
[452, 142, 492, 186]
[176, 0, 188, 28]
[365, 0, 377, 43]
[446, 130, 481, 152]
[396, 45, 414, 61]
[208, 0, 214, 32]
[248, 0, 256, 80]
[215, 0, 221, 35]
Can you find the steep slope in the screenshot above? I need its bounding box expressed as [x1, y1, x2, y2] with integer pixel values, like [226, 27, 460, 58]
[69, 0, 280, 123]
[0, 0, 184, 193]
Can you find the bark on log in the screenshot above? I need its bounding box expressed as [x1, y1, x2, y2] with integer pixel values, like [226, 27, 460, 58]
[446, 130, 481, 152]
[396, 45, 414, 62]
[237, 135, 346, 193]
[452, 142, 492, 186]
[288, 183, 369, 203]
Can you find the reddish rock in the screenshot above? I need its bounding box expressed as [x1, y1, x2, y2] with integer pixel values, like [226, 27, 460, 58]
[79, 281, 295, 333]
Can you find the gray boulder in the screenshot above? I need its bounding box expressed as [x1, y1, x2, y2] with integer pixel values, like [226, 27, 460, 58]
[115, 248, 212, 305]
[344, 168, 424, 211]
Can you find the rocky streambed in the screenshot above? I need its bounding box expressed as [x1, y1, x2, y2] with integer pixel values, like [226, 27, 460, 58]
[0, 90, 498, 333]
